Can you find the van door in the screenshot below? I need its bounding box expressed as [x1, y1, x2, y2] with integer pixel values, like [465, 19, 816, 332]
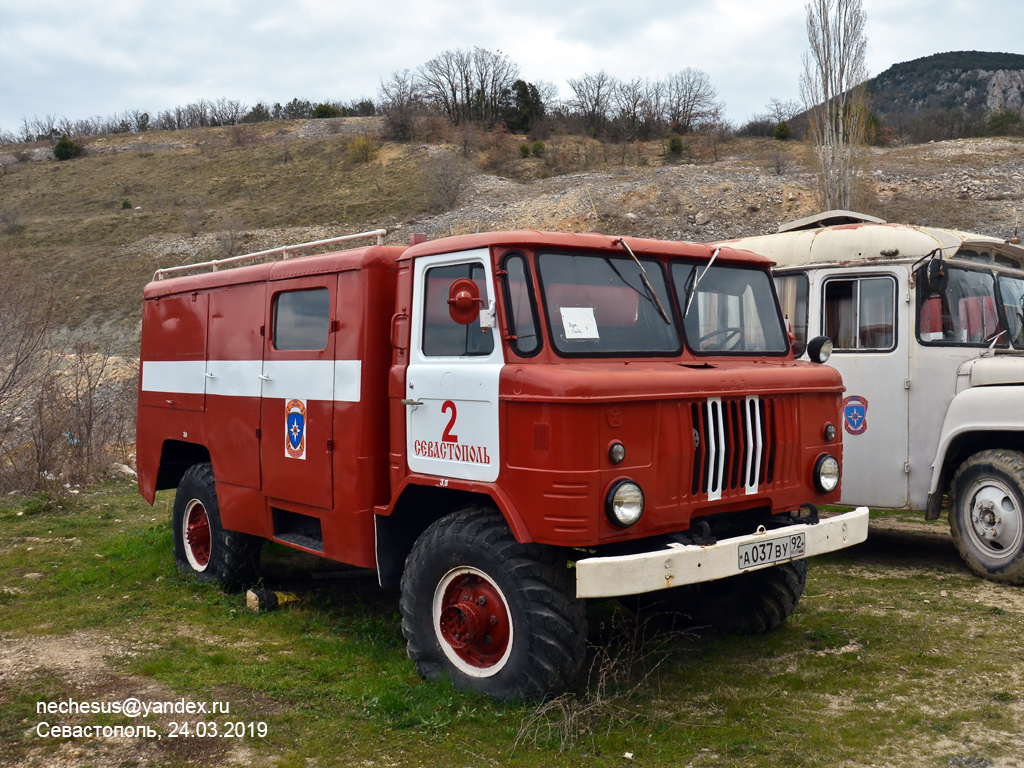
[260, 277, 336, 508]
[818, 269, 911, 508]
[405, 250, 502, 483]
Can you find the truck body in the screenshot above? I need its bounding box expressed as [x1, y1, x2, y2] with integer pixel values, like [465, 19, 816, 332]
[722, 211, 1024, 584]
[137, 229, 867, 698]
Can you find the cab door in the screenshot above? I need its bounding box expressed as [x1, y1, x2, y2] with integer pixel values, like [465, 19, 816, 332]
[405, 250, 503, 482]
[818, 269, 911, 508]
[260, 276, 336, 508]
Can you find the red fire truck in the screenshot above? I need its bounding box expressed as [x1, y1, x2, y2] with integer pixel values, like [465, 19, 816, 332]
[137, 229, 868, 699]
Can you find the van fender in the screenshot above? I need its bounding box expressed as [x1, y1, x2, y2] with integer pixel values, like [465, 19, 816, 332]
[927, 385, 1024, 514]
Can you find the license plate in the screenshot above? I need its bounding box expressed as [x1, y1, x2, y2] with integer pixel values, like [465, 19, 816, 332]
[737, 532, 806, 570]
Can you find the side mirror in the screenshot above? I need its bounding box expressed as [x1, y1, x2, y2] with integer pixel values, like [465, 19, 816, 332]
[447, 277, 484, 325]
[924, 257, 948, 295]
[807, 336, 833, 364]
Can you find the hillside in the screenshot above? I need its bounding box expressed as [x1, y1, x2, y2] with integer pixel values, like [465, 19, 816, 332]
[867, 50, 1024, 120]
[1, 120, 1022, 352]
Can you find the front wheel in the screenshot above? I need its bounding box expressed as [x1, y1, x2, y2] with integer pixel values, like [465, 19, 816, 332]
[400, 506, 587, 700]
[172, 463, 262, 591]
[949, 450, 1024, 585]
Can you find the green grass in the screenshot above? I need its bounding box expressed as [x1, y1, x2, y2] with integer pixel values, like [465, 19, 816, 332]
[2, 483, 1022, 767]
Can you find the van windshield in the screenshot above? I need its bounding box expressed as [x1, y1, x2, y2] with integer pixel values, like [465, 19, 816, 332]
[672, 262, 788, 355]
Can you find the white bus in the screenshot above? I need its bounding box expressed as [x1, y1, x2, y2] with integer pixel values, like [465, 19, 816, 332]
[722, 211, 1024, 584]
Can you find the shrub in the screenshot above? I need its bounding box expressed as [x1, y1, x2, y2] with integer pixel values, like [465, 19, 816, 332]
[312, 103, 343, 119]
[987, 108, 1022, 137]
[774, 121, 792, 141]
[347, 133, 380, 163]
[667, 135, 684, 156]
[53, 134, 83, 161]
[121, 199, 132, 210]
[530, 140, 546, 158]
[519, 143, 530, 159]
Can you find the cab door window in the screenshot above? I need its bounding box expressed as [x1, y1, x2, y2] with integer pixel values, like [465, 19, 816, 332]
[823, 276, 896, 351]
[422, 263, 494, 357]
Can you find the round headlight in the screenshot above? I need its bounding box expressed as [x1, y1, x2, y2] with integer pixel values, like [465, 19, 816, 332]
[606, 480, 644, 527]
[807, 336, 834, 364]
[814, 454, 840, 494]
[823, 423, 836, 442]
[608, 442, 626, 464]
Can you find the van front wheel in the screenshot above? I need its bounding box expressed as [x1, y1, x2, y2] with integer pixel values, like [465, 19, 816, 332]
[949, 450, 1024, 585]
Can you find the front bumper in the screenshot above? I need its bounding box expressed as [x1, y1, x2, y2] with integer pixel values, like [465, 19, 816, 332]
[575, 507, 869, 598]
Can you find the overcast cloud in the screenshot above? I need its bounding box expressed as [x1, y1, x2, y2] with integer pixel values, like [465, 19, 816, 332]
[1, 0, 1022, 136]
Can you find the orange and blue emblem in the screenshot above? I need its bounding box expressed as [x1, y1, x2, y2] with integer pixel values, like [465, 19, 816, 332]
[285, 398, 307, 459]
[842, 395, 868, 435]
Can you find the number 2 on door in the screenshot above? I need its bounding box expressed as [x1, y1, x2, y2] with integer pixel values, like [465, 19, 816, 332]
[441, 400, 458, 443]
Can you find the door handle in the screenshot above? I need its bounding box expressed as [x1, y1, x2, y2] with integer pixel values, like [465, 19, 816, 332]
[258, 374, 272, 381]
[401, 398, 423, 406]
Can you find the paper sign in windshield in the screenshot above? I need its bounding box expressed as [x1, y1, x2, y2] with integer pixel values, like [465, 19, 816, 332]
[560, 307, 600, 339]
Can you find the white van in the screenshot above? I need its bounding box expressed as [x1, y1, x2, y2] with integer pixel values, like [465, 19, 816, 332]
[722, 211, 1024, 584]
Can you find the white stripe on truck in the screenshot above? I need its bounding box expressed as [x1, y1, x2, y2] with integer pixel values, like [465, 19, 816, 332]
[141, 359, 362, 402]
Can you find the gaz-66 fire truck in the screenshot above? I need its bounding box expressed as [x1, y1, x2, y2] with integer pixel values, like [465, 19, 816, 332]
[137, 229, 868, 698]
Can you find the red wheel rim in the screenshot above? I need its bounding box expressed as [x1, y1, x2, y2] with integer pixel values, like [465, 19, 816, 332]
[183, 500, 211, 570]
[435, 570, 512, 671]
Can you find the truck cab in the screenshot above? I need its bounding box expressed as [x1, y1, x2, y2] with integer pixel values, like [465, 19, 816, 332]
[137, 229, 868, 698]
[722, 211, 1024, 584]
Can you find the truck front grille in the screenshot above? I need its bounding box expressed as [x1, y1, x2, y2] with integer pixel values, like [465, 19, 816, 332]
[691, 395, 776, 500]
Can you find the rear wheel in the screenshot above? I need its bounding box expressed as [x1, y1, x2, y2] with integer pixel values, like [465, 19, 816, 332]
[172, 463, 262, 591]
[633, 560, 807, 634]
[400, 506, 586, 699]
[949, 450, 1024, 585]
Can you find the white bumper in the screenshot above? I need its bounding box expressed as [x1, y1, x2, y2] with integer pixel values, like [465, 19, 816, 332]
[575, 507, 869, 598]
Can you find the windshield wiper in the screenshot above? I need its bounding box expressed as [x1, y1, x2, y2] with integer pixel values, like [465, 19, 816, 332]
[684, 247, 720, 317]
[613, 238, 671, 324]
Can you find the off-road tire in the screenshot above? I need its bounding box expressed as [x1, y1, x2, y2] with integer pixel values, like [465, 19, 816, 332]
[399, 506, 587, 700]
[949, 450, 1024, 585]
[172, 463, 262, 592]
[633, 560, 808, 634]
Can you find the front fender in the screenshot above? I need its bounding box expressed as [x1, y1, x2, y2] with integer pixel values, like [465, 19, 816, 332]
[929, 385, 1024, 498]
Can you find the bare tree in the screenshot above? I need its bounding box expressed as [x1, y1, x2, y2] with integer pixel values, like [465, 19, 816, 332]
[0, 269, 55, 490]
[378, 69, 421, 141]
[419, 49, 471, 125]
[613, 77, 648, 143]
[664, 69, 721, 134]
[567, 71, 614, 134]
[799, 0, 869, 210]
[766, 98, 802, 124]
[418, 47, 519, 129]
[470, 47, 519, 127]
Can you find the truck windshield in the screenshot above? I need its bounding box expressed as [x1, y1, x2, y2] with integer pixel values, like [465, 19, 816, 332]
[917, 264, 1024, 350]
[671, 262, 788, 354]
[537, 251, 680, 356]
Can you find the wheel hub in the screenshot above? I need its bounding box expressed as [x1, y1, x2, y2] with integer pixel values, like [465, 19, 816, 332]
[968, 482, 1022, 556]
[184, 501, 212, 569]
[435, 571, 510, 669]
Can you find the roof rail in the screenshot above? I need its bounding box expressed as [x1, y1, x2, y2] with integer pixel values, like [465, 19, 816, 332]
[153, 229, 387, 281]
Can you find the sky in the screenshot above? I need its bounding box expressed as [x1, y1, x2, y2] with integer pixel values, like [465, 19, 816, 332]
[1, 0, 1022, 136]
